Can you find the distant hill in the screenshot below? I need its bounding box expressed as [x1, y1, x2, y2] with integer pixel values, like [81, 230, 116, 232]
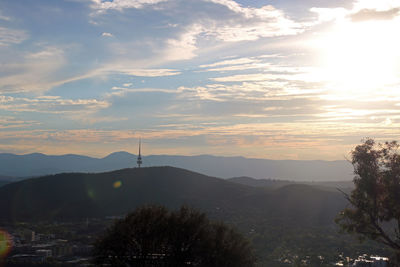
[0, 181, 9, 187]
[0, 152, 133, 178]
[228, 176, 294, 189]
[228, 176, 355, 191]
[0, 175, 16, 181]
[0, 175, 17, 188]
[0, 152, 353, 181]
[0, 167, 347, 226]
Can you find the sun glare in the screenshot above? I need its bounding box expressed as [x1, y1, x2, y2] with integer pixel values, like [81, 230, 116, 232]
[315, 18, 400, 98]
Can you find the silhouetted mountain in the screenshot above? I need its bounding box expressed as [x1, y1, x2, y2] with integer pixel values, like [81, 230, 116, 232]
[229, 176, 355, 191]
[0, 167, 346, 227]
[0, 152, 353, 181]
[228, 176, 293, 188]
[0, 181, 9, 187]
[147, 155, 353, 181]
[0, 175, 16, 188]
[0, 175, 15, 181]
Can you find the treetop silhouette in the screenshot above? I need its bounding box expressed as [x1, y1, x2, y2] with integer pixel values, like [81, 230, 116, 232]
[93, 205, 255, 267]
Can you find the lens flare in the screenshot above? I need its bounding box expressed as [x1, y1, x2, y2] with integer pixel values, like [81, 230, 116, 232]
[0, 229, 12, 259]
[87, 189, 95, 199]
[113, 181, 122, 189]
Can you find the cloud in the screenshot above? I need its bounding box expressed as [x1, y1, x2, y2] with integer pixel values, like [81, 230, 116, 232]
[204, 0, 243, 15]
[101, 32, 113, 37]
[209, 66, 318, 83]
[198, 57, 273, 72]
[0, 112, 398, 159]
[160, 1, 307, 62]
[164, 24, 203, 61]
[0, 95, 109, 114]
[0, 26, 28, 46]
[352, 0, 400, 12]
[107, 87, 178, 97]
[310, 0, 400, 23]
[317, 107, 400, 122]
[198, 55, 288, 72]
[204, 63, 272, 72]
[0, 46, 66, 93]
[309, 7, 348, 22]
[110, 68, 181, 77]
[0, 40, 180, 94]
[203, 1, 305, 41]
[0, 116, 39, 129]
[0, 11, 11, 21]
[209, 20, 302, 42]
[200, 57, 261, 68]
[177, 78, 323, 103]
[90, 0, 168, 12]
[211, 73, 277, 82]
[206, 0, 291, 21]
[350, 8, 400, 21]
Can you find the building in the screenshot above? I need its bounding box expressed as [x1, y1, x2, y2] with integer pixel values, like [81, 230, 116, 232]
[353, 255, 389, 267]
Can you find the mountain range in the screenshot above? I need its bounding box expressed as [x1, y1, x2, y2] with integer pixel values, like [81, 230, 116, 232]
[0, 152, 353, 181]
[0, 166, 347, 227]
[228, 176, 355, 191]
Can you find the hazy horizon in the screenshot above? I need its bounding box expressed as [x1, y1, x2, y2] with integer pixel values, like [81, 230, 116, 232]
[0, 150, 351, 162]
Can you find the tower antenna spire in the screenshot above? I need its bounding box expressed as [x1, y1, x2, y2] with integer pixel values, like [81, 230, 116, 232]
[137, 138, 142, 168]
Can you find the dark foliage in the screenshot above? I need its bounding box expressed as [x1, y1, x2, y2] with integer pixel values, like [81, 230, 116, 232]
[0, 166, 346, 228]
[336, 139, 400, 260]
[92, 205, 255, 267]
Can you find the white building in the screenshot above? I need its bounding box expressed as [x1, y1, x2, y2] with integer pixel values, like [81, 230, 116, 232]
[353, 255, 389, 267]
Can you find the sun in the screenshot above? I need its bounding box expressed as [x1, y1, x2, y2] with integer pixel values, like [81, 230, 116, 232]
[315, 18, 400, 98]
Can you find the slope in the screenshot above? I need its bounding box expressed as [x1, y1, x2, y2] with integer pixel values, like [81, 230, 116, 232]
[0, 167, 347, 226]
[228, 176, 355, 191]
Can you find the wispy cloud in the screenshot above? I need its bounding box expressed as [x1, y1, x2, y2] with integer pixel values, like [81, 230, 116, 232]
[198, 57, 274, 72]
[0, 116, 39, 129]
[177, 80, 323, 103]
[107, 87, 178, 98]
[1, 117, 398, 159]
[109, 68, 181, 77]
[352, 0, 400, 12]
[350, 8, 400, 21]
[158, 1, 308, 62]
[200, 57, 261, 68]
[310, 0, 400, 23]
[0, 41, 180, 94]
[90, 0, 168, 12]
[211, 73, 277, 82]
[0, 11, 11, 21]
[0, 26, 28, 46]
[203, 0, 306, 41]
[0, 95, 109, 114]
[0, 46, 66, 93]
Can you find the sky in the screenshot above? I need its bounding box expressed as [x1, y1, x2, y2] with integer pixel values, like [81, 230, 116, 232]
[0, 0, 399, 160]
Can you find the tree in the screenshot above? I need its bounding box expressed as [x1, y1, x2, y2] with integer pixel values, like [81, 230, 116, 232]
[336, 139, 400, 259]
[92, 205, 255, 267]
